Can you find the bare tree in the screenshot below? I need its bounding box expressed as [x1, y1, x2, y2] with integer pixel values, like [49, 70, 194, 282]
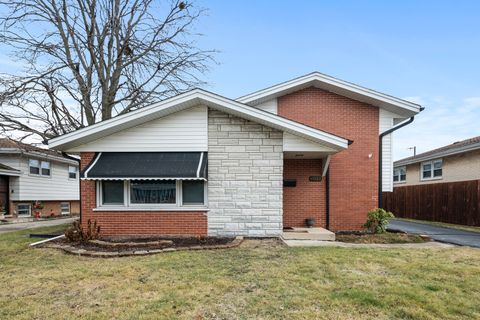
[0, 0, 215, 142]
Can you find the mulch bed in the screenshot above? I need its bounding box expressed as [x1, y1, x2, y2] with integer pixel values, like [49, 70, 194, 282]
[41, 236, 242, 257]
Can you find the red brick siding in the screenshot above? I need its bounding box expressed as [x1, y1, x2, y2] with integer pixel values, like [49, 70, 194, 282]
[79, 152, 207, 237]
[278, 87, 379, 231]
[283, 159, 326, 228]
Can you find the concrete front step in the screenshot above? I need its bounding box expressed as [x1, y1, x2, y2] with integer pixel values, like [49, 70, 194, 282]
[281, 227, 335, 241]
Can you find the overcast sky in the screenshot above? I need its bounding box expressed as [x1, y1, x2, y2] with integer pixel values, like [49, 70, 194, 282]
[194, 0, 480, 160]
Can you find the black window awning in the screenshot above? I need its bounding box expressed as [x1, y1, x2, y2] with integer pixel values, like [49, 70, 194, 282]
[81, 152, 207, 180]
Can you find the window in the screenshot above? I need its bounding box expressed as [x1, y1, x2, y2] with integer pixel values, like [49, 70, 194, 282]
[393, 166, 406, 183]
[29, 159, 40, 175]
[68, 166, 77, 179]
[421, 159, 442, 181]
[60, 202, 70, 215]
[130, 180, 176, 204]
[17, 203, 31, 216]
[41, 161, 51, 176]
[101, 181, 125, 205]
[182, 181, 205, 205]
[29, 159, 50, 176]
[97, 180, 206, 208]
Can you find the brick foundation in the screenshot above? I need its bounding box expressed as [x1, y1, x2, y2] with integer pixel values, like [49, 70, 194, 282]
[278, 87, 379, 231]
[9, 200, 80, 217]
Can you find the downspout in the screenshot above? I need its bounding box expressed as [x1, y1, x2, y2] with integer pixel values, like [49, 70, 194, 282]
[378, 115, 419, 208]
[61, 152, 81, 224]
[325, 168, 330, 230]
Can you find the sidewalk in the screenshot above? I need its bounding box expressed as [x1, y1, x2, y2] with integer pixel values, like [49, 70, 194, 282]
[0, 217, 77, 234]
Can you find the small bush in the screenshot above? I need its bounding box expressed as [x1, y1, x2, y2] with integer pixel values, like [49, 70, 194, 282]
[363, 208, 394, 234]
[65, 219, 101, 242]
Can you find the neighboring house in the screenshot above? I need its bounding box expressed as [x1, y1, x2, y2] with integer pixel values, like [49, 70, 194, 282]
[48, 72, 422, 237]
[393, 136, 480, 186]
[0, 138, 80, 218]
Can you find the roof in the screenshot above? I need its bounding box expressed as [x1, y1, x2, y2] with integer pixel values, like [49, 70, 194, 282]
[0, 162, 21, 176]
[49, 89, 350, 152]
[395, 136, 480, 166]
[82, 152, 208, 180]
[237, 72, 423, 118]
[0, 138, 78, 165]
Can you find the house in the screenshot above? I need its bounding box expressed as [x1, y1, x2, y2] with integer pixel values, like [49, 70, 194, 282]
[48, 72, 422, 237]
[0, 138, 80, 218]
[393, 136, 480, 186]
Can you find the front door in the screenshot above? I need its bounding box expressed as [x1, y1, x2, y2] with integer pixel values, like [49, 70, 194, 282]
[0, 176, 9, 215]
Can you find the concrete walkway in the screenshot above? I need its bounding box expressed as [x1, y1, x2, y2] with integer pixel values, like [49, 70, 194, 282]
[0, 217, 76, 234]
[388, 219, 480, 248]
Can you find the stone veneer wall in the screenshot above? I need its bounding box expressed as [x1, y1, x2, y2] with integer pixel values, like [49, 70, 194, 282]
[207, 108, 283, 236]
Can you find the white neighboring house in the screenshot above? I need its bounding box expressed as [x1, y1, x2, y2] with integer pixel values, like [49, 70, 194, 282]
[0, 138, 80, 218]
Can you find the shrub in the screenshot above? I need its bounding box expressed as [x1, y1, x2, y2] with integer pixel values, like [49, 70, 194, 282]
[363, 208, 394, 234]
[65, 219, 101, 242]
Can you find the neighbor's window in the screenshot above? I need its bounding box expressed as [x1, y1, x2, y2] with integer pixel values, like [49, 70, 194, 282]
[421, 159, 442, 180]
[130, 180, 176, 204]
[60, 202, 70, 215]
[40, 161, 51, 176]
[68, 166, 77, 179]
[182, 180, 205, 205]
[393, 166, 406, 183]
[29, 159, 40, 175]
[17, 203, 31, 216]
[101, 181, 125, 205]
[29, 159, 50, 176]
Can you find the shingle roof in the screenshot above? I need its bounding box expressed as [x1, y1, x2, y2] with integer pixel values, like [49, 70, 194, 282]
[395, 136, 480, 166]
[0, 138, 69, 158]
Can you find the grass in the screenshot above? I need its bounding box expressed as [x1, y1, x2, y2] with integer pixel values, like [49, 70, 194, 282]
[336, 232, 426, 244]
[396, 218, 480, 233]
[0, 224, 479, 319]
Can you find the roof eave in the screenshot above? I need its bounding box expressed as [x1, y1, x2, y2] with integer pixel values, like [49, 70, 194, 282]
[237, 72, 422, 117]
[49, 89, 349, 152]
[395, 142, 480, 166]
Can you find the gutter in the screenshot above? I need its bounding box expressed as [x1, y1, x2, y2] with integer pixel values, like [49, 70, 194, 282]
[378, 114, 420, 208]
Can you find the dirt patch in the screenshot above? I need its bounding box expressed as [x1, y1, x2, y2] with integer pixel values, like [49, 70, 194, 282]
[239, 238, 285, 249]
[336, 232, 428, 244]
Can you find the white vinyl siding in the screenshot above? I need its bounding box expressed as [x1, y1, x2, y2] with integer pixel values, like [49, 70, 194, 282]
[283, 132, 336, 152]
[68, 106, 208, 152]
[379, 109, 399, 192]
[254, 99, 278, 114]
[0, 154, 80, 201]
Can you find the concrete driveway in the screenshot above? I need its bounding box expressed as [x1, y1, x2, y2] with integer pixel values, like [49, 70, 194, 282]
[388, 219, 480, 248]
[0, 217, 76, 234]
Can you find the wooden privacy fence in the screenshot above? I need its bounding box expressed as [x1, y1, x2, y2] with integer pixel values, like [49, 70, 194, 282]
[382, 179, 480, 226]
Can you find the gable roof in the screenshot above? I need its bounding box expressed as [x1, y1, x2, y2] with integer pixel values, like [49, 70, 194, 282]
[237, 72, 422, 118]
[0, 138, 78, 165]
[48, 89, 350, 152]
[395, 136, 480, 166]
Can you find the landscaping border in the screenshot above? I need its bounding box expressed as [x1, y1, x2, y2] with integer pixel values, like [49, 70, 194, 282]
[39, 236, 244, 257]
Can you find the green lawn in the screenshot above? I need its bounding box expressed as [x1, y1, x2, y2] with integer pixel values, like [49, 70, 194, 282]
[1, 225, 479, 319]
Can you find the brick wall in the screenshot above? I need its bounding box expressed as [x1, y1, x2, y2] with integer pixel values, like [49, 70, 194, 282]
[9, 200, 80, 217]
[278, 87, 379, 231]
[283, 159, 325, 228]
[207, 109, 283, 237]
[79, 153, 207, 237]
